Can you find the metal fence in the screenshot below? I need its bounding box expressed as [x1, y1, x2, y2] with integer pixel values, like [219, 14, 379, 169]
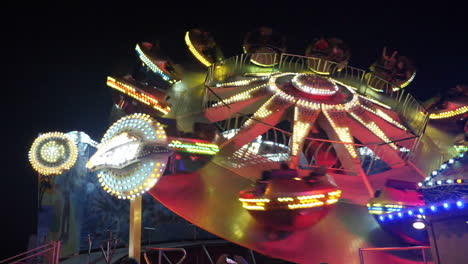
[205, 53, 428, 136]
[205, 108, 418, 176]
[0, 241, 61, 264]
[204, 53, 431, 174]
[359, 246, 431, 264]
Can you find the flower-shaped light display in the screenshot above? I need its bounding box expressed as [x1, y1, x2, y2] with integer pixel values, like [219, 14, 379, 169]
[29, 132, 78, 175]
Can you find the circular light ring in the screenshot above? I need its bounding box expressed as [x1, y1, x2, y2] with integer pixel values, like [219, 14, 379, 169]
[99, 113, 169, 199]
[29, 132, 78, 175]
[291, 74, 339, 96]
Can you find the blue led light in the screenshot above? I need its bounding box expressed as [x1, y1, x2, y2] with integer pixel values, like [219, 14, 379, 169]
[418, 208, 424, 214]
[449, 159, 454, 164]
[460, 153, 464, 158]
[432, 171, 437, 176]
[457, 201, 463, 207]
[418, 182, 423, 187]
[379, 215, 384, 221]
[398, 212, 403, 218]
[443, 203, 449, 209]
[437, 180, 442, 185]
[447, 179, 453, 184]
[408, 210, 413, 216]
[430, 205, 436, 211]
[388, 214, 393, 219]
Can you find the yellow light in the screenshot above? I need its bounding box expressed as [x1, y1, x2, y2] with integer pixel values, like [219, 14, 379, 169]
[358, 95, 392, 110]
[242, 95, 276, 127]
[328, 190, 342, 196]
[429, 106, 468, 119]
[184, 31, 212, 67]
[211, 84, 268, 107]
[360, 103, 407, 130]
[298, 194, 325, 200]
[106, 76, 170, 115]
[277, 197, 294, 202]
[348, 112, 397, 149]
[239, 198, 270, 203]
[29, 132, 78, 176]
[242, 204, 265, 210]
[215, 77, 266, 88]
[288, 201, 324, 209]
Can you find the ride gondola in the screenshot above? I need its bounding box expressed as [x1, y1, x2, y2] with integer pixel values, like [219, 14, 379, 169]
[305, 37, 351, 75]
[367, 179, 428, 245]
[243, 27, 286, 67]
[185, 29, 224, 67]
[239, 166, 341, 230]
[366, 47, 416, 92]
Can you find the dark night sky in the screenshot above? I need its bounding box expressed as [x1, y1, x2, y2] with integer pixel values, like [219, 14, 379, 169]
[3, 1, 467, 259]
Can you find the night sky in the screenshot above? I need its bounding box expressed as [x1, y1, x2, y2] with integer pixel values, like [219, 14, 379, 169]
[3, 1, 467, 259]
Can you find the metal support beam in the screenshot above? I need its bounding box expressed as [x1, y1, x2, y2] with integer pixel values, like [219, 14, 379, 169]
[129, 196, 142, 263]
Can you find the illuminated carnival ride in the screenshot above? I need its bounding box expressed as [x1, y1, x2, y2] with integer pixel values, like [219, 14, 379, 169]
[29, 27, 463, 264]
[367, 179, 427, 245]
[305, 37, 351, 74]
[243, 27, 286, 67]
[367, 47, 416, 92]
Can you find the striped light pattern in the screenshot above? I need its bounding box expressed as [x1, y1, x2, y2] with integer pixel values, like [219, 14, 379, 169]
[239, 189, 341, 211]
[106, 76, 171, 115]
[169, 140, 219, 155]
[208, 71, 410, 167]
[367, 203, 405, 215]
[239, 190, 341, 211]
[211, 84, 268, 107]
[184, 31, 211, 67]
[429, 106, 468, 119]
[135, 44, 177, 84]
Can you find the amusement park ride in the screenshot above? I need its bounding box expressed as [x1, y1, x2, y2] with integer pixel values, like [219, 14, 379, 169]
[22, 27, 468, 264]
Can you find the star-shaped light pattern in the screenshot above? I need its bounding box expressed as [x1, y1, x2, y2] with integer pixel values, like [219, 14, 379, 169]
[87, 113, 172, 200]
[205, 72, 412, 172]
[29, 132, 78, 175]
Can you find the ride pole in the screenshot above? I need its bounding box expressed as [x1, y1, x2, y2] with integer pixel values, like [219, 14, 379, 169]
[129, 196, 142, 263]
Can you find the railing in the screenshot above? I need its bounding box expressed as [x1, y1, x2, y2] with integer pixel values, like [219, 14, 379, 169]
[144, 247, 187, 264]
[204, 53, 429, 138]
[0, 241, 61, 264]
[206, 109, 418, 176]
[359, 246, 431, 264]
[361, 73, 429, 136]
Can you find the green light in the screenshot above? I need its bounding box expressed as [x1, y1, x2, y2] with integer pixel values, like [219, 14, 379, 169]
[454, 145, 468, 153]
[169, 140, 219, 155]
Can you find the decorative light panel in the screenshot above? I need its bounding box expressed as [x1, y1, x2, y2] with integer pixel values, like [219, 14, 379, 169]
[29, 132, 78, 175]
[107, 76, 171, 115]
[87, 113, 172, 200]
